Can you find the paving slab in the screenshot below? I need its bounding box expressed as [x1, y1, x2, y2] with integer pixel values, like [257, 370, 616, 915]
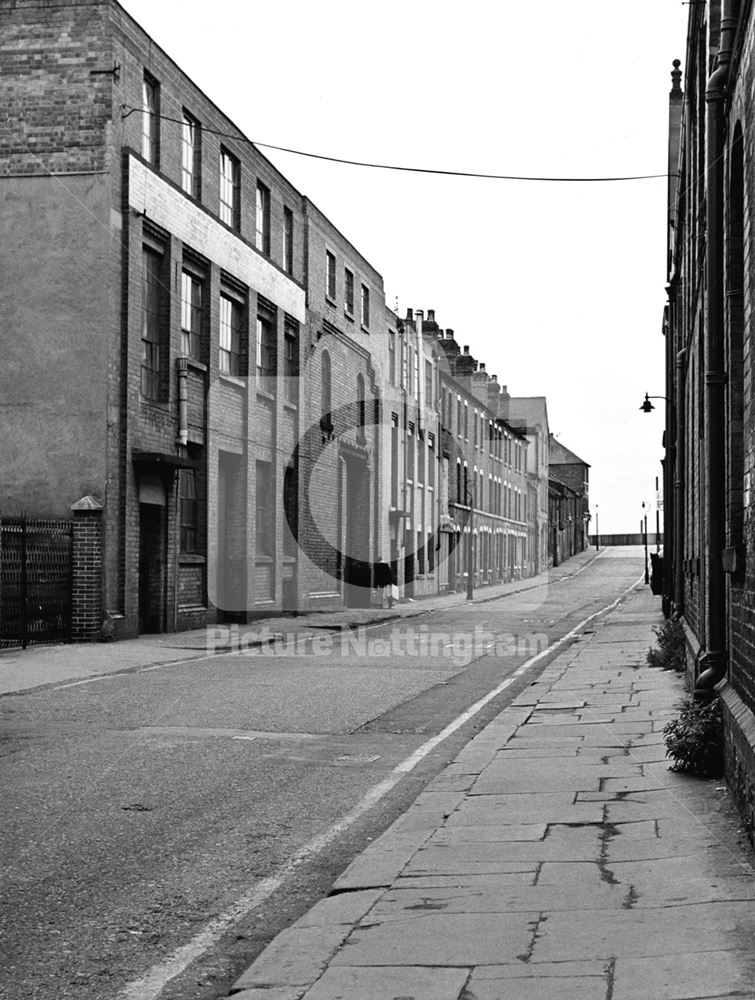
[370, 882, 627, 916]
[300, 965, 470, 1000]
[467, 962, 609, 1000]
[531, 901, 755, 962]
[330, 911, 539, 967]
[612, 949, 755, 1000]
[454, 792, 605, 825]
[605, 833, 722, 863]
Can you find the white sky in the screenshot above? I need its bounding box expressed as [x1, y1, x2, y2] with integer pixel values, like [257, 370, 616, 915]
[119, 0, 688, 536]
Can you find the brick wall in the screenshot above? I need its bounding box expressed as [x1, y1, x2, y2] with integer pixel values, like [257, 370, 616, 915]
[0, 0, 112, 175]
[70, 500, 103, 640]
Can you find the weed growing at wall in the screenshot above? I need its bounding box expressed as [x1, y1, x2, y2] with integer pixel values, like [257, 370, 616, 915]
[647, 619, 686, 673]
[664, 697, 724, 777]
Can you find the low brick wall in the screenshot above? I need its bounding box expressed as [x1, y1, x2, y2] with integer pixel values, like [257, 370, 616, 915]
[720, 680, 755, 846]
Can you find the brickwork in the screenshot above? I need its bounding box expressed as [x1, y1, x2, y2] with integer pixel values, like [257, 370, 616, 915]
[70, 500, 103, 641]
[666, 1, 755, 838]
[0, 0, 560, 634]
[0, 0, 112, 175]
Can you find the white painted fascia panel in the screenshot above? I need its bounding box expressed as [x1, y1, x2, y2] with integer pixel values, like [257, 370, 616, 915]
[129, 155, 305, 322]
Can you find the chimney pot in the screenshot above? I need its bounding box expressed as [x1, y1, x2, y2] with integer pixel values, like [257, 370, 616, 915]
[427, 309, 435, 322]
[446, 329, 454, 339]
[463, 346, 470, 355]
[479, 363, 486, 372]
[405, 308, 413, 322]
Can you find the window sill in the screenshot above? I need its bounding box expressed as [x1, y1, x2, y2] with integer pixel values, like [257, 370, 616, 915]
[256, 387, 276, 402]
[186, 358, 208, 374]
[344, 311, 355, 323]
[360, 325, 370, 334]
[178, 553, 206, 565]
[219, 373, 247, 389]
[326, 296, 337, 308]
[283, 399, 298, 412]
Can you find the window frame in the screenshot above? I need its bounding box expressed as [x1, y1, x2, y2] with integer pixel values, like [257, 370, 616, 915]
[180, 267, 203, 361]
[181, 109, 201, 198]
[256, 303, 277, 383]
[255, 180, 271, 255]
[142, 71, 160, 166]
[283, 317, 299, 403]
[140, 241, 167, 401]
[219, 147, 240, 230]
[326, 250, 337, 302]
[178, 468, 198, 553]
[344, 267, 355, 317]
[219, 288, 245, 377]
[283, 207, 294, 275]
[360, 283, 370, 328]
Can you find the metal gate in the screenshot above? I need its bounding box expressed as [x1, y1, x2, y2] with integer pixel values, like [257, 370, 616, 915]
[0, 516, 73, 648]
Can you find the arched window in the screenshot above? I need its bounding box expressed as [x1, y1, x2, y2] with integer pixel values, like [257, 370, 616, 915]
[321, 350, 333, 437]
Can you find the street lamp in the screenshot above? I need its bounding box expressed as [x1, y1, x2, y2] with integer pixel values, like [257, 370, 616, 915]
[640, 393, 666, 413]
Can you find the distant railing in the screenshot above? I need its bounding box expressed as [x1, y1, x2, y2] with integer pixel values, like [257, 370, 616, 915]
[589, 533, 661, 547]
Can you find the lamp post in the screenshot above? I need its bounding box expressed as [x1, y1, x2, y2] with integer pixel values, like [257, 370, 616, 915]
[641, 501, 650, 584]
[594, 505, 599, 550]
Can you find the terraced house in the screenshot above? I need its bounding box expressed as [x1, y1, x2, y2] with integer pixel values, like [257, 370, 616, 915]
[664, 0, 755, 839]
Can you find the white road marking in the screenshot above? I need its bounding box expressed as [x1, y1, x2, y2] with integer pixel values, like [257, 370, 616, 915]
[116, 573, 642, 1000]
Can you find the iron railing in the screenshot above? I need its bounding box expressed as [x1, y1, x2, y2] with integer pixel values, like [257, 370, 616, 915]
[0, 515, 73, 648]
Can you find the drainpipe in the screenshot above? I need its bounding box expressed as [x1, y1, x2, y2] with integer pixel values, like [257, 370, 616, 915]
[674, 348, 686, 617]
[176, 356, 189, 447]
[696, 0, 738, 698]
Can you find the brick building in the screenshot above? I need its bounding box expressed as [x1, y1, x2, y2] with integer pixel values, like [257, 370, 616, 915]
[548, 436, 590, 559]
[664, 0, 755, 838]
[434, 324, 531, 591]
[1, 0, 310, 636]
[296, 200, 383, 609]
[0, 0, 581, 640]
[506, 397, 551, 575]
[368, 308, 444, 599]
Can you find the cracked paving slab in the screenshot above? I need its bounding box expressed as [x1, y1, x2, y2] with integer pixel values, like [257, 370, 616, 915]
[299, 965, 470, 1000]
[366, 882, 627, 918]
[329, 910, 539, 967]
[530, 901, 755, 962]
[466, 960, 610, 1000]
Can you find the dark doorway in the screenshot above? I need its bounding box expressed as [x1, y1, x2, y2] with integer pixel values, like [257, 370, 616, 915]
[403, 525, 415, 600]
[218, 451, 245, 623]
[343, 455, 370, 608]
[139, 503, 165, 633]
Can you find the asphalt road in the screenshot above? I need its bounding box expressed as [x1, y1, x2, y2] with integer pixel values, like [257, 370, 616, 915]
[0, 550, 645, 1000]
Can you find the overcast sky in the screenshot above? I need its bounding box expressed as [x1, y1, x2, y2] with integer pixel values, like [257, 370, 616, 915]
[118, 0, 688, 536]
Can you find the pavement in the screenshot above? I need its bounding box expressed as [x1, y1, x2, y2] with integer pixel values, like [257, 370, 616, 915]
[222, 583, 755, 1000]
[0, 547, 601, 696]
